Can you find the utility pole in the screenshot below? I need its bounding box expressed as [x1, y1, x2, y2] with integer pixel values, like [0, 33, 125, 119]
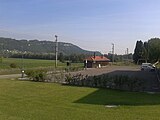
[55, 35, 58, 68]
[126, 48, 129, 60]
[112, 43, 114, 63]
[126, 48, 129, 55]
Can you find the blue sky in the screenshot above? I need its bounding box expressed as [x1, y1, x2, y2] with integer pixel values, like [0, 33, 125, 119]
[1, 0, 160, 54]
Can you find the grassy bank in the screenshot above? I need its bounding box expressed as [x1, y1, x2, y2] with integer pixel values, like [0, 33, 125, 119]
[0, 58, 83, 74]
[0, 79, 160, 120]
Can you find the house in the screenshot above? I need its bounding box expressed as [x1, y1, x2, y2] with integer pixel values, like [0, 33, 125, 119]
[84, 55, 110, 68]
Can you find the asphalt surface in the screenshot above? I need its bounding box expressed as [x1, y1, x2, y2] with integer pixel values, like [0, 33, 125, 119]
[0, 74, 21, 79]
[70, 66, 140, 76]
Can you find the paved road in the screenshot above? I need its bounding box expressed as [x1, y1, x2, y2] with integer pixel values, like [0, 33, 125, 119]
[0, 74, 21, 79]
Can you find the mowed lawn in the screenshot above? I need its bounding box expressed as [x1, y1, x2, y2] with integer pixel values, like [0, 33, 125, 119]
[1, 79, 160, 120]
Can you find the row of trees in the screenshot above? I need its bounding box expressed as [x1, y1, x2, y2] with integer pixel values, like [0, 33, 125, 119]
[5, 52, 86, 63]
[133, 38, 160, 64]
[105, 53, 133, 62]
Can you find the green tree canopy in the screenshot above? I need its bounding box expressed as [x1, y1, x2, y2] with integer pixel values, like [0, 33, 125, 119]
[133, 40, 144, 64]
[133, 38, 160, 63]
[148, 38, 160, 62]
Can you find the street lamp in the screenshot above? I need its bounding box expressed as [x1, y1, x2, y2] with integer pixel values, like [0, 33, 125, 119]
[21, 43, 31, 78]
[21, 46, 24, 78]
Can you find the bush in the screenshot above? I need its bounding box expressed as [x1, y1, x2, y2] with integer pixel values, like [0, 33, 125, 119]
[10, 63, 17, 68]
[64, 73, 145, 92]
[25, 69, 47, 82]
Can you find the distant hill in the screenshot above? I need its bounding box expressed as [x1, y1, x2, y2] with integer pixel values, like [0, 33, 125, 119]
[0, 37, 101, 55]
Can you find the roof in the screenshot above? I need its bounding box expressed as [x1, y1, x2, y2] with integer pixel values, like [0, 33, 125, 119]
[85, 56, 110, 62]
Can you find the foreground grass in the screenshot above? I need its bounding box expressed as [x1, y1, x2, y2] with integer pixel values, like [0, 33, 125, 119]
[0, 79, 160, 120]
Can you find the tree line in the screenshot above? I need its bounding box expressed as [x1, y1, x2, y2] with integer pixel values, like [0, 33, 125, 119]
[133, 38, 160, 64]
[4, 52, 86, 63]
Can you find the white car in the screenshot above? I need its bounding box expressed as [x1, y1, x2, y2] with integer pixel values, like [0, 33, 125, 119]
[141, 63, 155, 71]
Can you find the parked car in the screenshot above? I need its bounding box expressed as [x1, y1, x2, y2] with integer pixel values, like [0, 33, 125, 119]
[141, 63, 155, 71]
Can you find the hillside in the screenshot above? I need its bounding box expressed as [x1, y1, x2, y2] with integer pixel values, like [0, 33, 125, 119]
[0, 37, 101, 55]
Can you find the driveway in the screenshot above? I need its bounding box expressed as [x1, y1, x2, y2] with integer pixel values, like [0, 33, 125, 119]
[0, 74, 21, 79]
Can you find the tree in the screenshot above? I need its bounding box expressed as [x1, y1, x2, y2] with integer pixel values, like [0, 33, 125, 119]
[58, 52, 64, 62]
[143, 42, 149, 62]
[133, 40, 144, 64]
[148, 38, 160, 62]
[133, 38, 160, 63]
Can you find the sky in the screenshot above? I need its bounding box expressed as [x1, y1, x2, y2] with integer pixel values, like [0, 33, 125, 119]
[1, 0, 160, 54]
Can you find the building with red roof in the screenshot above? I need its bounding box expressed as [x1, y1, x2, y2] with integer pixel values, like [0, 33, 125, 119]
[84, 55, 110, 68]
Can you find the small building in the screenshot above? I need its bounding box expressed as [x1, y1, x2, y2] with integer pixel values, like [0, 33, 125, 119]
[84, 55, 110, 68]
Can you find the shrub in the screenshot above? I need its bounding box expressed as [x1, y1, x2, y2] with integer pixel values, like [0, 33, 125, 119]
[65, 73, 72, 84]
[10, 63, 17, 68]
[25, 69, 47, 82]
[64, 73, 145, 92]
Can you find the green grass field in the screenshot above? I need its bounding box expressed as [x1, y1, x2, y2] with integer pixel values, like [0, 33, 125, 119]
[0, 78, 160, 120]
[0, 58, 83, 74]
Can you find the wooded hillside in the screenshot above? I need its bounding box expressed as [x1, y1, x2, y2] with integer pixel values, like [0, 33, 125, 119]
[0, 37, 101, 55]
